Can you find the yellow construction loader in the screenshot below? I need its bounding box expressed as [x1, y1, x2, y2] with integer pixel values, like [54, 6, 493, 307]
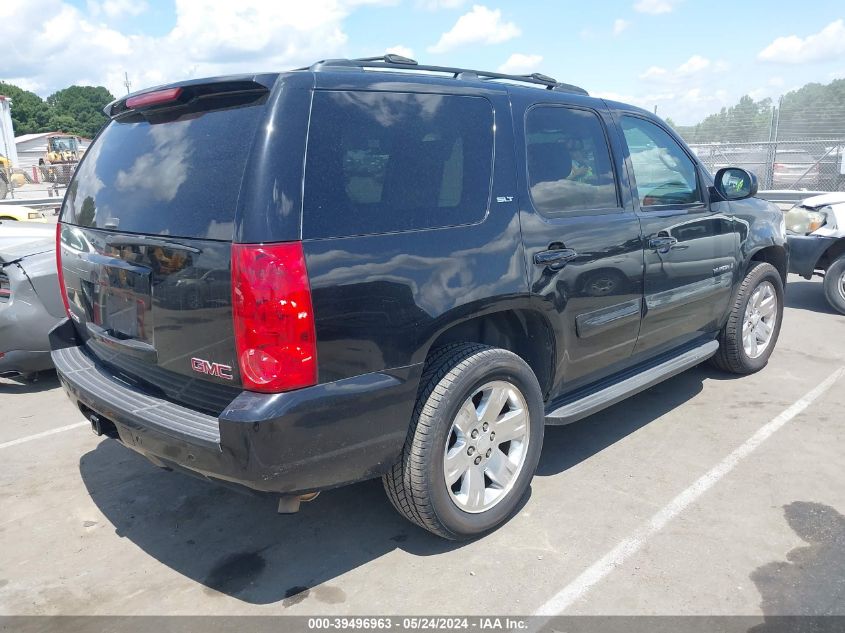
[42, 134, 81, 185]
[0, 153, 10, 199]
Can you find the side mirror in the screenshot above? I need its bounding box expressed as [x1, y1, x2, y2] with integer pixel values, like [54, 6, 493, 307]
[713, 167, 758, 201]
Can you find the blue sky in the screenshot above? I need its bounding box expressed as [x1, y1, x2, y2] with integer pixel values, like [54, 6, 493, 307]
[3, 0, 845, 124]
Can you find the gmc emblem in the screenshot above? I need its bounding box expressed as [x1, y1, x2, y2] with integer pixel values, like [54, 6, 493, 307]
[190, 357, 234, 380]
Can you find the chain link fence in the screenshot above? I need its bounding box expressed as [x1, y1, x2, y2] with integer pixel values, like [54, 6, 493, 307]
[674, 98, 845, 191]
[0, 158, 80, 217]
[689, 139, 844, 191]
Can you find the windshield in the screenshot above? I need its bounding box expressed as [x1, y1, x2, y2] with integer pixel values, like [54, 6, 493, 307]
[50, 137, 79, 152]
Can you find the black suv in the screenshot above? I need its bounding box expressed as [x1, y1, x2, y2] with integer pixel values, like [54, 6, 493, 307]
[51, 56, 788, 540]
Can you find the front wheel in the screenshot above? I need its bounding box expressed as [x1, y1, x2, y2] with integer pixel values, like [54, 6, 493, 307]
[823, 255, 845, 315]
[711, 262, 784, 374]
[383, 343, 544, 540]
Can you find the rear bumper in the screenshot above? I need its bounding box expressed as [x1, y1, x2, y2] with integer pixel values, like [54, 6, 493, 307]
[50, 319, 420, 494]
[0, 350, 54, 376]
[787, 234, 837, 278]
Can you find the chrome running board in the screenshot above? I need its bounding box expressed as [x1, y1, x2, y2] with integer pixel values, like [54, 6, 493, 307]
[545, 340, 719, 425]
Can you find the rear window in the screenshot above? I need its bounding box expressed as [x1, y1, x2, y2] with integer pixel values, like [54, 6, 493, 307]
[62, 104, 264, 240]
[303, 91, 493, 239]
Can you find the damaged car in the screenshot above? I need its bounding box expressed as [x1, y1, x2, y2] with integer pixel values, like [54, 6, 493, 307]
[786, 192, 845, 314]
[0, 221, 64, 377]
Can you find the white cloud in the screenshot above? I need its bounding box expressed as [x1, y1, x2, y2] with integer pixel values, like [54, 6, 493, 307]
[633, 0, 678, 14]
[416, 0, 465, 9]
[758, 19, 845, 64]
[612, 19, 629, 36]
[497, 53, 542, 75]
[611, 54, 739, 123]
[677, 54, 709, 74]
[639, 66, 667, 80]
[386, 45, 415, 60]
[87, 0, 149, 19]
[595, 87, 730, 124]
[0, 0, 381, 98]
[639, 54, 720, 82]
[428, 5, 520, 54]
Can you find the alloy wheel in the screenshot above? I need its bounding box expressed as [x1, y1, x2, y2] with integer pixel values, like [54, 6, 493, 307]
[443, 380, 530, 513]
[742, 280, 778, 359]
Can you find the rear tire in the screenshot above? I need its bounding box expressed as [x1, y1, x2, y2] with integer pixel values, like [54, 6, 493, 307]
[383, 343, 544, 540]
[823, 255, 845, 315]
[711, 262, 784, 374]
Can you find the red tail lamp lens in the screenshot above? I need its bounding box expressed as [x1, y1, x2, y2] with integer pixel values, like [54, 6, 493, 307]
[231, 242, 318, 393]
[126, 87, 182, 109]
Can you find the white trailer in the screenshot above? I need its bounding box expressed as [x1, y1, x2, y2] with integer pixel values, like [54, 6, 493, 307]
[0, 95, 19, 165]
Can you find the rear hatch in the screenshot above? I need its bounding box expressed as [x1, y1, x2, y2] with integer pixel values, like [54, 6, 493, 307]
[58, 77, 274, 415]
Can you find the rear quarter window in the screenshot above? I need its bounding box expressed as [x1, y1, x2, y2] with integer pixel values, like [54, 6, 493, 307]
[302, 91, 494, 239]
[62, 103, 265, 240]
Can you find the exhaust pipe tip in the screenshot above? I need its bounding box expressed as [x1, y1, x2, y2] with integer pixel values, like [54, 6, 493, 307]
[277, 492, 320, 514]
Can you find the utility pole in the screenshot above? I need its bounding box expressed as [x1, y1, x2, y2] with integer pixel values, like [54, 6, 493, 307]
[124, 72, 132, 95]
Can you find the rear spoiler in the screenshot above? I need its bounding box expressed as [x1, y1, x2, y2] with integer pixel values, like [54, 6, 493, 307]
[104, 74, 278, 119]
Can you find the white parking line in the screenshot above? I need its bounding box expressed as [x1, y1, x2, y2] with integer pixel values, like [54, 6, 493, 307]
[533, 365, 845, 618]
[0, 421, 89, 450]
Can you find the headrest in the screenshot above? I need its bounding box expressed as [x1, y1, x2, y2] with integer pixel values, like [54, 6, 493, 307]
[528, 142, 572, 184]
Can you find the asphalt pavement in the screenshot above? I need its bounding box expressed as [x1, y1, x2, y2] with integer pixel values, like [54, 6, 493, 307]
[1, 275, 843, 619]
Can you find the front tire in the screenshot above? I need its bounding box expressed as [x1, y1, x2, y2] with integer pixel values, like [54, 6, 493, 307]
[383, 343, 544, 540]
[711, 262, 784, 374]
[823, 255, 845, 315]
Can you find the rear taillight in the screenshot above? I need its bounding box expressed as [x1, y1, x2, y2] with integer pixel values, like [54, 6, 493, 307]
[55, 223, 71, 318]
[125, 87, 182, 109]
[231, 242, 317, 393]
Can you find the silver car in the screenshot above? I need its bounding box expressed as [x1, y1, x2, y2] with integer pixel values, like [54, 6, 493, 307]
[786, 193, 845, 314]
[0, 221, 64, 377]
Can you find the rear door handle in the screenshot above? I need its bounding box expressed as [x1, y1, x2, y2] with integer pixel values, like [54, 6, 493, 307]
[648, 236, 678, 250]
[533, 248, 578, 266]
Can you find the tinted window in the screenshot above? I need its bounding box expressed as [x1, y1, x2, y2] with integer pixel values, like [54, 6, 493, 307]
[62, 104, 264, 240]
[303, 91, 493, 239]
[526, 106, 618, 216]
[621, 116, 702, 207]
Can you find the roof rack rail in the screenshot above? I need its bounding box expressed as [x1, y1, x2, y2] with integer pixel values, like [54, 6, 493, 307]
[298, 56, 589, 96]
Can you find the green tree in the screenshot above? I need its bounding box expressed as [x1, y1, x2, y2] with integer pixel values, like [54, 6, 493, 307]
[674, 78, 845, 143]
[675, 95, 774, 143]
[46, 85, 114, 138]
[776, 78, 845, 140]
[0, 82, 115, 138]
[0, 82, 50, 135]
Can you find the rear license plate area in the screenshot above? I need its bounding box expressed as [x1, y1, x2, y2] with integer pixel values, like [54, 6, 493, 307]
[95, 266, 152, 342]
